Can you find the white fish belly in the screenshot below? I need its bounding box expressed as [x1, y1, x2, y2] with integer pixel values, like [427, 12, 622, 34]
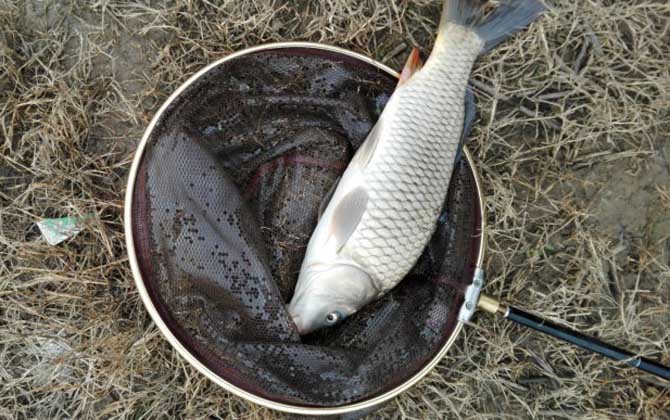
[343, 28, 483, 291]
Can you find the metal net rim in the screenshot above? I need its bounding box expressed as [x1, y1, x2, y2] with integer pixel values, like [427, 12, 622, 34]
[123, 41, 487, 416]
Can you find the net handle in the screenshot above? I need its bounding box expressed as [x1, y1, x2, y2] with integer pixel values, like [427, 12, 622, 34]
[478, 295, 670, 380]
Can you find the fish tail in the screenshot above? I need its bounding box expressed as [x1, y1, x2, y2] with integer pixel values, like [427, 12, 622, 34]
[439, 0, 546, 54]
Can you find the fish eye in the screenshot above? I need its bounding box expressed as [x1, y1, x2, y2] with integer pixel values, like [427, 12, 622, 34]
[325, 311, 341, 325]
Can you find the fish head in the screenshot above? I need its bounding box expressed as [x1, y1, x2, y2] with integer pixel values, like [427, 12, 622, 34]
[288, 263, 377, 335]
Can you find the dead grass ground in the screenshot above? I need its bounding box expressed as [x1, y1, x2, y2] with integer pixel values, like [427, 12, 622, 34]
[1, 0, 669, 418]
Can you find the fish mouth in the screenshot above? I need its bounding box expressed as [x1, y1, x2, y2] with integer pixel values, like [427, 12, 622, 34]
[287, 307, 307, 335]
[290, 312, 322, 336]
[293, 315, 315, 335]
[292, 315, 303, 333]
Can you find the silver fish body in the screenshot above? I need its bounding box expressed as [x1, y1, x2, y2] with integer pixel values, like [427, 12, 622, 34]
[289, 0, 545, 335]
[344, 27, 481, 287]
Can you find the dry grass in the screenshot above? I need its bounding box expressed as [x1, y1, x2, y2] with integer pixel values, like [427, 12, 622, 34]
[1, 0, 670, 418]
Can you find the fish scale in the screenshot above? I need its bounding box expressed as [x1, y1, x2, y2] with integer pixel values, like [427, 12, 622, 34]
[289, 0, 546, 335]
[343, 28, 483, 291]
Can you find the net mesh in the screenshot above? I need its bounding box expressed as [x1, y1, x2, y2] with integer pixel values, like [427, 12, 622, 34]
[130, 47, 482, 407]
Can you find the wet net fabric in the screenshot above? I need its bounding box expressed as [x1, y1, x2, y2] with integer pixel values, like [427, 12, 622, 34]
[131, 48, 482, 407]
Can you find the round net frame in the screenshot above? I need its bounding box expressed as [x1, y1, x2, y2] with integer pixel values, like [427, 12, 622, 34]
[125, 43, 485, 415]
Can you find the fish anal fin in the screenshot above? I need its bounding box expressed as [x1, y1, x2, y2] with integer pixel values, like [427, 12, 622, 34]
[398, 48, 423, 87]
[349, 46, 420, 169]
[329, 187, 368, 252]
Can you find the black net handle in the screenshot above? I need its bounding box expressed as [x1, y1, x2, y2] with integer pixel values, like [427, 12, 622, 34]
[505, 306, 670, 380]
[479, 295, 670, 380]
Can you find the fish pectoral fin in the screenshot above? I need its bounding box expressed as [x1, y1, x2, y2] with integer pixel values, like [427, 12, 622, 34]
[318, 176, 341, 221]
[398, 48, 423, 87]
[329, 187, 369, 252]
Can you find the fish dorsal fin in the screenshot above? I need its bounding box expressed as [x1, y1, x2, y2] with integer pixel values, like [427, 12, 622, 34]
[455, 87, 477, 163]
[329, 187, 368, 252]
[318, 176, 341, 220]
[398, 48, 423, 87]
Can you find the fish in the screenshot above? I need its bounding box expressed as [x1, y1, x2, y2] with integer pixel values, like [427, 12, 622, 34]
[288, 0, 546, 335]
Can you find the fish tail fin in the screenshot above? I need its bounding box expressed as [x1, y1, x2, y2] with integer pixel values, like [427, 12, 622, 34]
[439, 0, 546, 54]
